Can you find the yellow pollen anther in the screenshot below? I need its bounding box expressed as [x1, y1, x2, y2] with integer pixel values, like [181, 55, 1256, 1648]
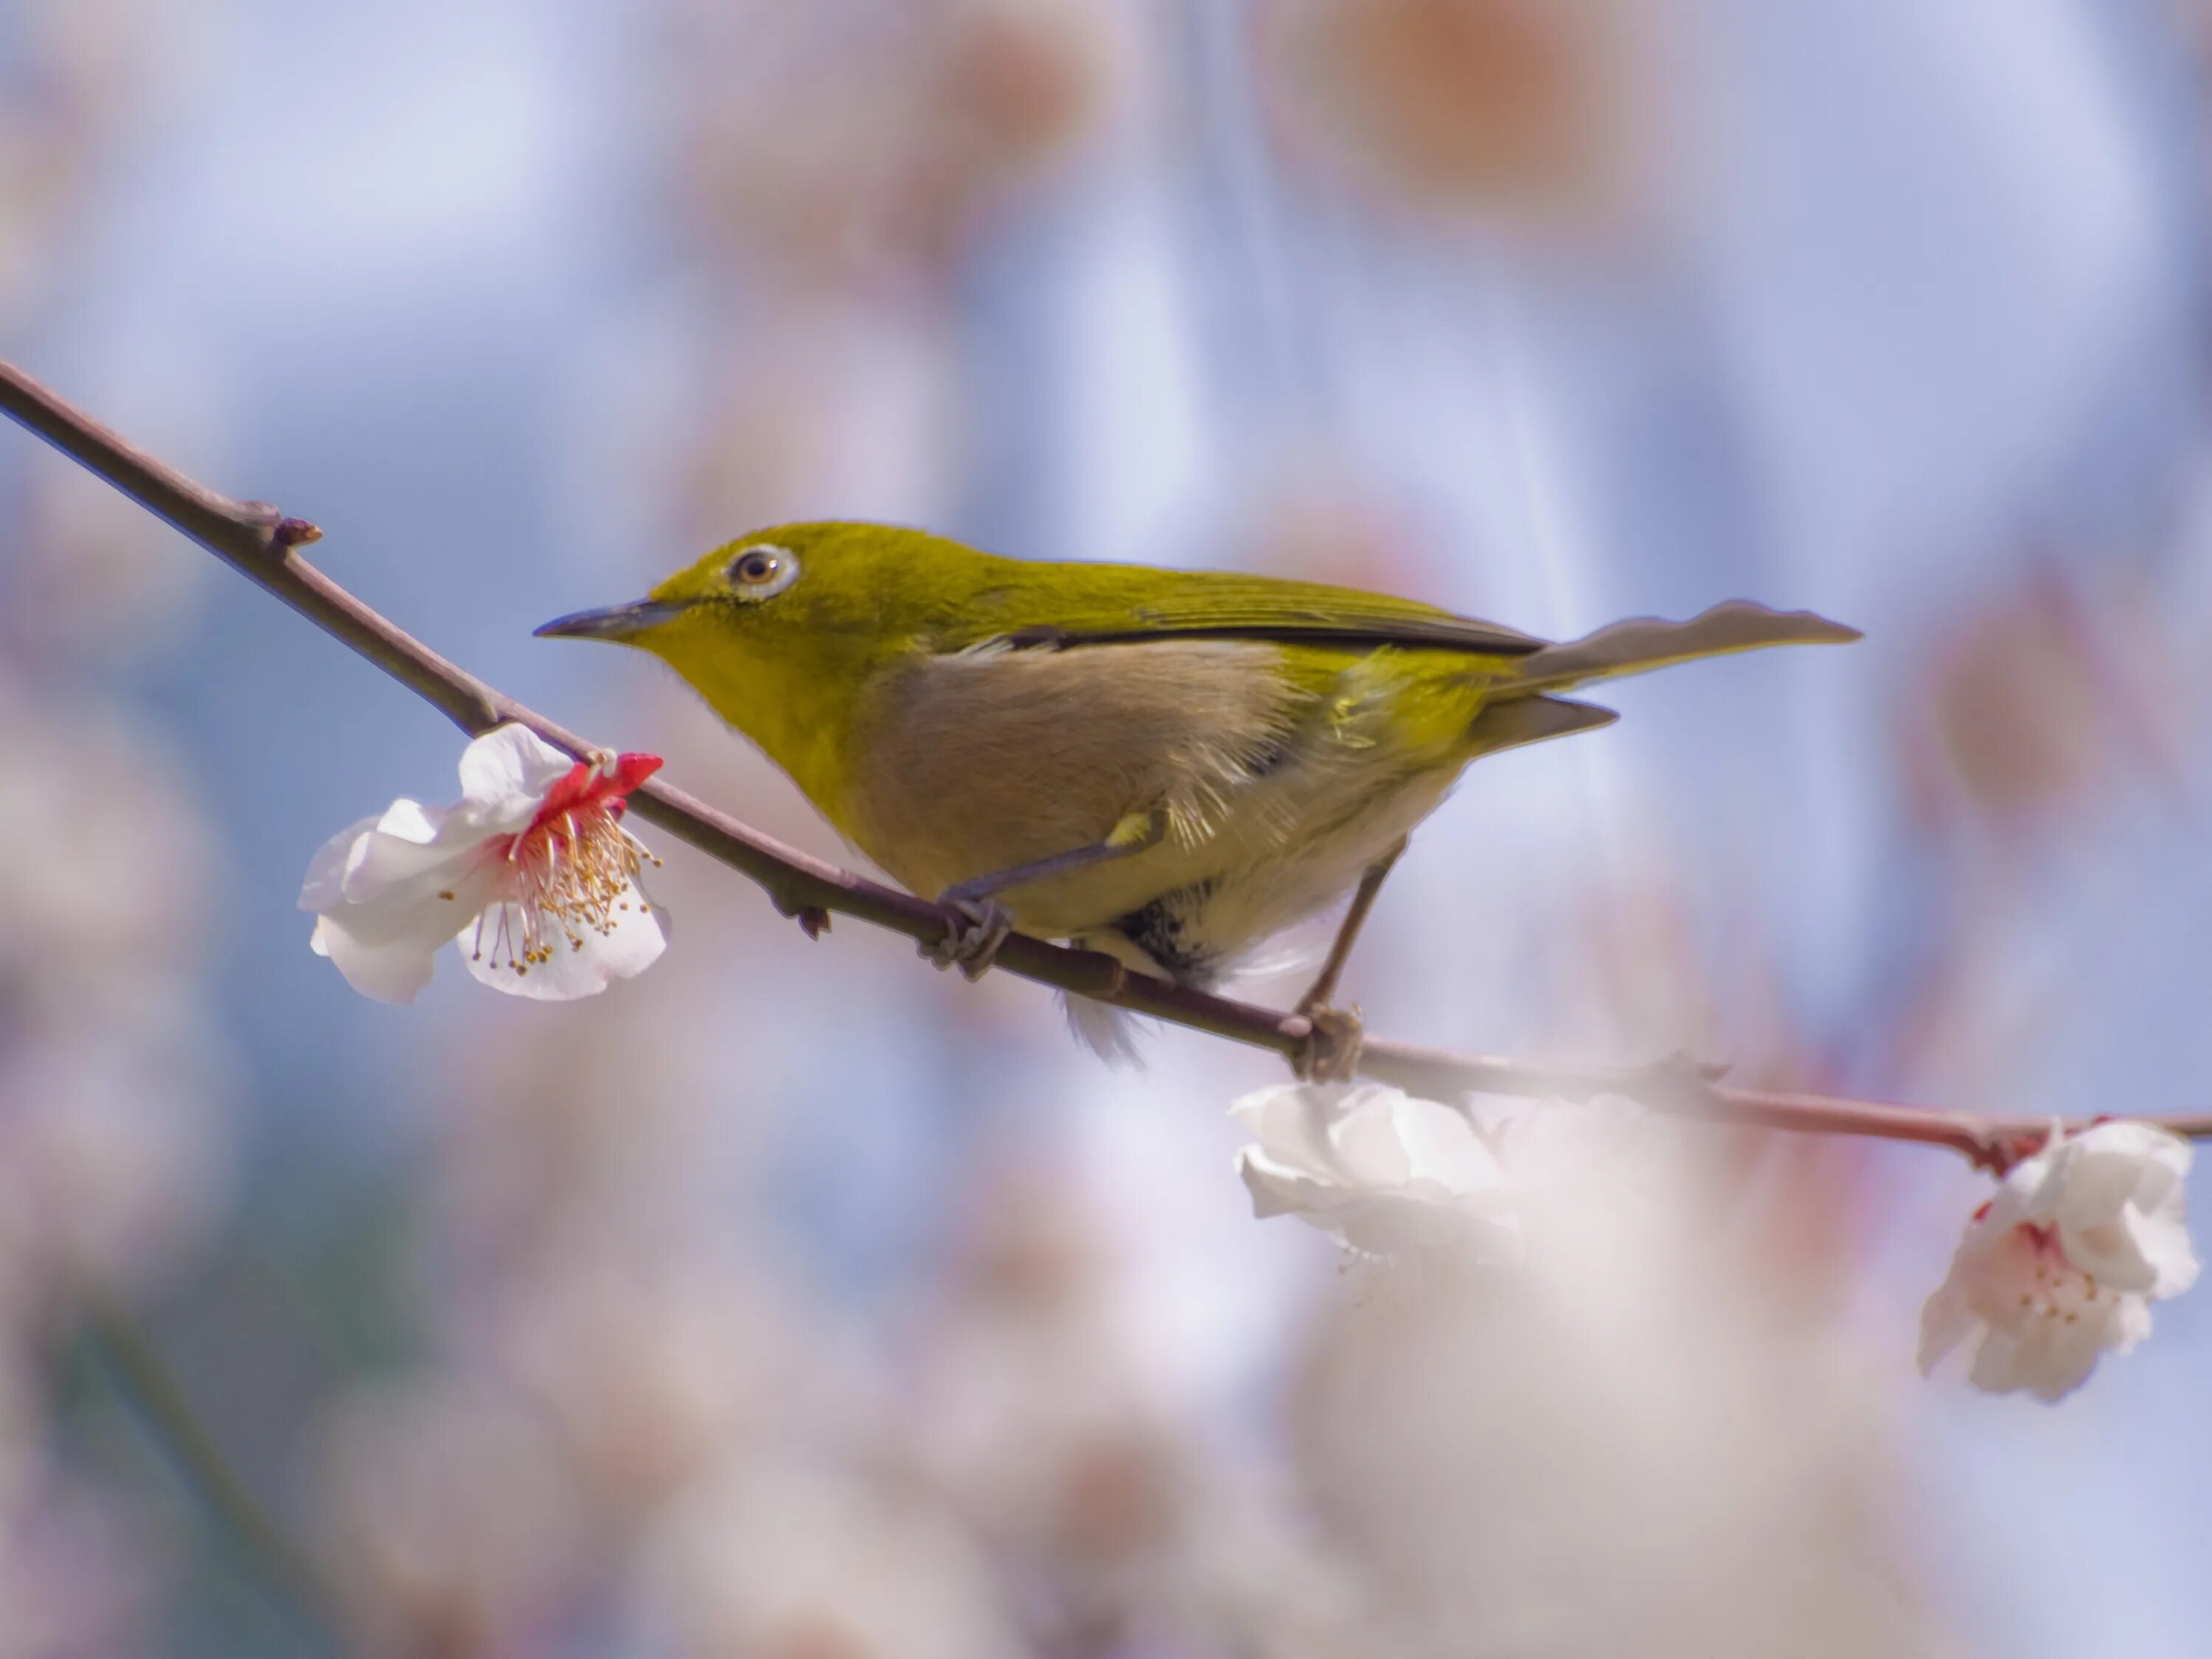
[465, 803, 655, 977]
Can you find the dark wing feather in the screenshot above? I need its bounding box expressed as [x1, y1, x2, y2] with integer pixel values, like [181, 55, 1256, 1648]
[995, 616, 1548, 655]
[964, 568, 1546, 659]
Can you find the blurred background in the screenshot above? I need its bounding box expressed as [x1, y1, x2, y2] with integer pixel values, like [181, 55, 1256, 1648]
[2, 0, 2210, 1654]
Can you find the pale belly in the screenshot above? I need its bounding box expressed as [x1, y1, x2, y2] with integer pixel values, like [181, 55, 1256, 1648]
[1070, 762, 1460, 985]
[843, 641, 1478, 986]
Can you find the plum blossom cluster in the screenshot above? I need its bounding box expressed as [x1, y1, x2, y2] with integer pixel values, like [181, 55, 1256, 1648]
[1919, 1120, 2198, 1400]
[1231, 1082, 1521, 1261]
[302, 724, 671, 1003]
[1232, 1081, 2199, 1403]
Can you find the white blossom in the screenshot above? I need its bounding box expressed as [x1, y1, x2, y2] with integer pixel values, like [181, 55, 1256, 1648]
[301, 724, 668, 1004]
[1919, 1120, 2199, 1402]
[1229, 1081, 1517, 1260]
[308, 1373, 588, 1655]
[627, 1455, 1028, 1659]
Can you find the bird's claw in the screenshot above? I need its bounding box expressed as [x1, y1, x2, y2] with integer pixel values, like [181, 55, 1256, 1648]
[925, 897, 1014, 981]
[1293, 1004, 1366, 1083]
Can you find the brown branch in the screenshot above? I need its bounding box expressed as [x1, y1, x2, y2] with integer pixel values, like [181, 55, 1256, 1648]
[4, 353, 2205, 1172]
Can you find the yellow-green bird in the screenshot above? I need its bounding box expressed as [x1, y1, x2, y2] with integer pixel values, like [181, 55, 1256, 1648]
[538, 523, 1856, 1048]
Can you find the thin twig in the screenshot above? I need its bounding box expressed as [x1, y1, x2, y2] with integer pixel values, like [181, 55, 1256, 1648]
[3, 353, 2205, 1169]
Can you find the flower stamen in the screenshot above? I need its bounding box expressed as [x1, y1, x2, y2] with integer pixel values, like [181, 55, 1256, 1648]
[303, 726, 669, 1003]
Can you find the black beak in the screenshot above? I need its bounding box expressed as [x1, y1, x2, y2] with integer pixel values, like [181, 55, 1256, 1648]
[533, 599, 690, 641]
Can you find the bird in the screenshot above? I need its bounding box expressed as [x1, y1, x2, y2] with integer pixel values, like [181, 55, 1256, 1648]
[537, 522, 1857, 1062]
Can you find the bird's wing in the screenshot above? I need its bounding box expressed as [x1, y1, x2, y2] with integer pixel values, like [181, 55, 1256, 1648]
[943, 566, 1548, 659]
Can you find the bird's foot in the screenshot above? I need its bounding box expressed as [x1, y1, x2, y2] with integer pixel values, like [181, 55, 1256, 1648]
[1293, 1003, 1365, 1083]
[924, 896, 1015, 981]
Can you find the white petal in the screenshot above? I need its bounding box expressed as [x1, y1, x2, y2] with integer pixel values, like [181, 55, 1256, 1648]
[372, 796, 445, 845]
[1229, 1084, 1362, 1183]
[339, 807, 491, 904]
[309, 911, 443, 1003]
[2051, 1135, 2174, 1220]
[2063, 1203, 2193, 1298]
[2001, 1156, 2062, 1222]
[1234, 1146, 1347, 1224]
[1327, 1192, 1444, 1258]
[1993, 1310, 2111, 1403]
[1231, 1082, 1520, 1263]
[1394, 1096, 1508, 1194]
[1962, 1326, 2037, 1397]
[307, 851, 508, 1004]
[456, 724, 574, 829]
[2076, 1120, 2194, 1180]
[1916, 1272, 1975, 1377]
[2103, 1293, 2154, 1358]
[2039, 1124, 2195, 1297]
[459, 886, 669, 1002]
[299, 815, 380, 911]
[2102, 1197, 2201, 1301]
[1338, 1192, 1518, 1262]
[2132, 1208, 2202, 1301]
[1324, 1095, 1419, 1189]
[341, 849, 505, 942]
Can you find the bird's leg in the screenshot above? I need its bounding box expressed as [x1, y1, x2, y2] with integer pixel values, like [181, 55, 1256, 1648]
[1295, 839, 1405, 1018]
[925, 810, 1163, 981]
[1290, 839, 1407, 1083]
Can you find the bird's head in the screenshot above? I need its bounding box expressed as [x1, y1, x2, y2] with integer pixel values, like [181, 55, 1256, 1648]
[535, 521, 977, 813]
[537, 520, 954, 653]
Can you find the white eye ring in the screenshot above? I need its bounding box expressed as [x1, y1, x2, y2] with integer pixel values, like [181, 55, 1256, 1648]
[726, 543, 799, 600]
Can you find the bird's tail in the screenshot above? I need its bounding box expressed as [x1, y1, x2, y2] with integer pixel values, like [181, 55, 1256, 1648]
[1458, 600, 1858, 759]
[1500, 600, 1860, 694]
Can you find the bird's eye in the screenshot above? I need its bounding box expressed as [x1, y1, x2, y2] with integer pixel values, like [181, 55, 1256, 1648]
[726, 544, 799, 599]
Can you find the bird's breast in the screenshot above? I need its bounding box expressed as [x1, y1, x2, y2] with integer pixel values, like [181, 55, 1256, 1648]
[841, 639, 1482, 974]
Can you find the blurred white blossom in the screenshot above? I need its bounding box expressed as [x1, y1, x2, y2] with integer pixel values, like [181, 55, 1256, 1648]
[628, 1455, 1028, 1659]
[0, 678, 212, 1016]
[0, 678, 233, 1302]
[1231, 1081, 1519, 1259]
[490, 1252, 815, 1516]
[309, 1373, 588, 1659]
[909, 1162, 1374, 1655]
[0, 1037, 229, 1299]
[302, 724, 669, 1003]
[1285, 1110, 1948, 1658]
[670, 0, 1130, 292]
[1256, 0, 1654, 226]
[1920, 1121, 2199, 1402]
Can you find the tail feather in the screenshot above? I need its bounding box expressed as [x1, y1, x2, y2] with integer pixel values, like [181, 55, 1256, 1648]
[1062, 991, 1147, 1066]
[1465, 694, 1619, 756]
[1504, 601, 1860, 694]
